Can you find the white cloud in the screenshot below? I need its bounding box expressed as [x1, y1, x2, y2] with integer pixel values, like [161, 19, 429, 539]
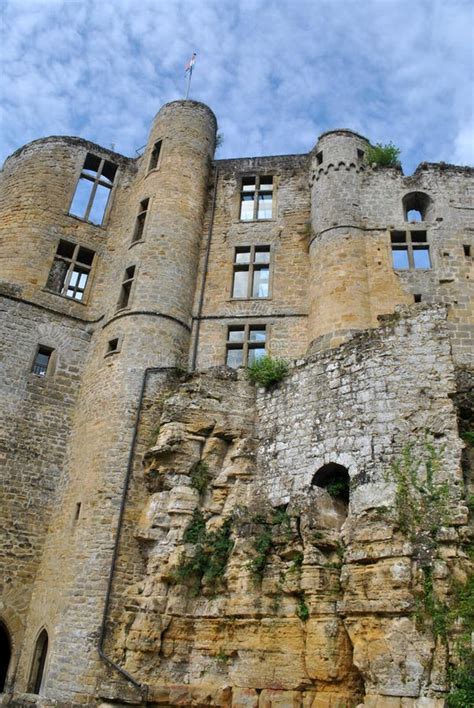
[0, 0, 473, 174]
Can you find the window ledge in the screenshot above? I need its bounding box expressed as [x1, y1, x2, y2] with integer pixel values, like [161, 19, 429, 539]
[129, 239, 145, 250]
[66, 212, 107, 230]
[104, 349, 120, 359]
[145, 167, 162, 179]
[238, 219, 275, 224]
[227, 297, 272, 302]
[42, 288, 88, 306]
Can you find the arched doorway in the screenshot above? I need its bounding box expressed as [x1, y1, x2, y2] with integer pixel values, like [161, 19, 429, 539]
[28, 629, 48, 694]
[0, 622, 11, 691]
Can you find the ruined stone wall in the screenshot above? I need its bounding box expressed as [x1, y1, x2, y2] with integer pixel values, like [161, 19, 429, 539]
[98, 305, 471, 707]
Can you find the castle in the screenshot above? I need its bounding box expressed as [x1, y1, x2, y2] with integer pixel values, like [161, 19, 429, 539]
[0, 99, 472, 707]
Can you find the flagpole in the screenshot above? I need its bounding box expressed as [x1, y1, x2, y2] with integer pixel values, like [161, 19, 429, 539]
[185, 65, 193, 100]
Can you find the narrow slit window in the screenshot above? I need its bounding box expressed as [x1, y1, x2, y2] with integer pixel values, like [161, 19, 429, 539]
[148, 140, 163, 171]
[240, 176, 274, 220]
[69, 153, 117, 225]
[132, 198, 149, 243]
[316, 151, 323, 165]
[232, 245, 270, 298]
[32, 346, 54, 377]
[226, 324, 266, 367]
[463, 244, 471, 257]
[46, 240, 95, 301]
[28, 629, 48, 694]
[117, 266, 136, 310]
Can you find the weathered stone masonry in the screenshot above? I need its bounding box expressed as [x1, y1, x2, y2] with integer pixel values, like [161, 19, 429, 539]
[0, 99, 472, 707]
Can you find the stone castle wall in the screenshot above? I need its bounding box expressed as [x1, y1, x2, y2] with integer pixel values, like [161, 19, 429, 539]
[0, 97, 472, 705]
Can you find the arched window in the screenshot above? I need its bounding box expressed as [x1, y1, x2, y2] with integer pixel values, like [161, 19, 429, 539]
[28, 629, 48, 694]
[402, 192, 432, 223]
[0, 622, 11, 692]
[311, 463, 350, 505]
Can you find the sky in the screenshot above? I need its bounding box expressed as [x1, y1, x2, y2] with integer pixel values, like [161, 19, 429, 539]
[1, 0, 473, 175]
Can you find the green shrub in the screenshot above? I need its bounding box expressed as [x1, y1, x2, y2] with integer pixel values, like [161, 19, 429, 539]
[177, 512, 234, 594]
[247, 355, 289, 388]
[190, 461, 210, 494]
[248, 527, 273, 580]
[365, 142, 400, 167]
[296, 594, 309, 621]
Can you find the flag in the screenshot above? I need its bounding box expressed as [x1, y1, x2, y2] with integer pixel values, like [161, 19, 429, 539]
[185, 53, 196, 74]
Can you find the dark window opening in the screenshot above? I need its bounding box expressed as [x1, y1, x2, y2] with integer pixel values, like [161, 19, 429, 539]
[311, 463, 350, 505]
[148, 140, 162, 171]
[117, 266, 135, 310]
[240, 176, 273, 221]
[402, 192, 432, 223]
[226, 324, 266, 367]
[232, 245, 270, 298]
[132, 198, 149, 243]
[69, 153, 117, 225]
[46, 240, 95, 301]
[74, 502, 81, 521]
[414, 294, 422, 303]
[316, 151, 323, 165]
[463, 244, 471, 257]
[0, 622, 11, 692]
[357, 149, 365, 160]
[32, 346, 53, 377]
[391, 231, 431, 270]
[106, 338, 119, 355]
[28, 629, 48, 694]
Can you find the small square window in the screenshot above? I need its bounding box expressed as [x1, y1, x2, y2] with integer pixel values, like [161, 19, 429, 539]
[46, 240, 95, 302]
[105, 338, 120, 356]
[32, 346, 54, 377]
[226, 325, 266, 367]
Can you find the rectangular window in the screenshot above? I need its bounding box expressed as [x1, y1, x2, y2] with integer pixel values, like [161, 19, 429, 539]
[132, 198, 149, 243]
[46, 240, 95, 301]
[117, 265, 135, 310]
[232, 245, 270, 298]
[32, 345, 54, 376]
[69, 153, 117, 225]
[240, 176, 273, 221]
[391, 231, 431, 270]
[226, 324, 266, 367]
[148, 140, 163, 172]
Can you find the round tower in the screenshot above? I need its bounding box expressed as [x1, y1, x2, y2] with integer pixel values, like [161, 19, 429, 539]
[101, 99, 217, 367]
[308, 130, 371, 351]
[14, 101, 217, 700]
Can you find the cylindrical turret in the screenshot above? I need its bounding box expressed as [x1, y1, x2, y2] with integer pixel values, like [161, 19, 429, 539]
[308, 130, 371, 351]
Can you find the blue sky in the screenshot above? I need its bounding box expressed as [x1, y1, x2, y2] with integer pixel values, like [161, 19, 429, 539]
[1, 0, 473, 174]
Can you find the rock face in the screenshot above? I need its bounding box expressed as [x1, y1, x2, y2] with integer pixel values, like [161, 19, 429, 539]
[98, 306, 472, 707]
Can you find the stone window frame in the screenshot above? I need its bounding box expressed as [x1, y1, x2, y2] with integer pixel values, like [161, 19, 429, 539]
[390, 230, 431, 270]
[45, 240, 96, 304]
[230, 244, 273, 300]
[104, 335, 123, 358]
[238, 175, 276, 222]
[68, 152, 118, 227]
[130, 197, 150, 246]
[147, 139, 164, 174]
[27, 627, 49, 694]
[116, 265, 137, 311]
[30, 345, 57, 378]
[225, 323, 267, 367]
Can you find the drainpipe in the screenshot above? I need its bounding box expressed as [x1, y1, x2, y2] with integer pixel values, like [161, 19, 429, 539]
[191, 166, 218, 370]
[98, 366, 174, 696]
